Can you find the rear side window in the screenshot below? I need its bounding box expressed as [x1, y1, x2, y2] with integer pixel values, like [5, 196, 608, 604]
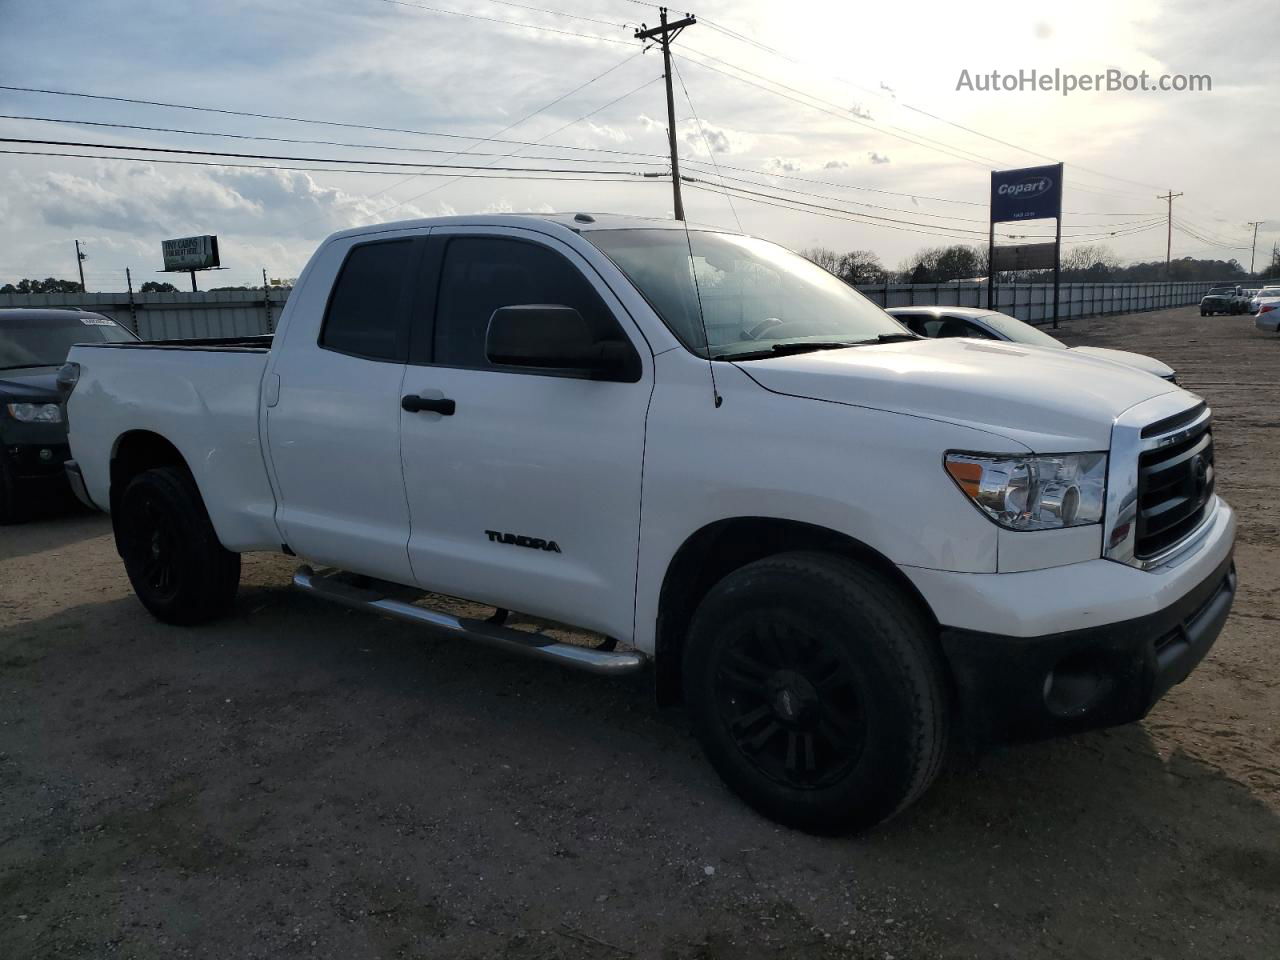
[320, 240, 414, 361]
[433, 236, 617, 369]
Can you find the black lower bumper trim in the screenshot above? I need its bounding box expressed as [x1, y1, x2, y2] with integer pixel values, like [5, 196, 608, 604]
[63, 459, 100, 511]
[939, 551, 1235, 746]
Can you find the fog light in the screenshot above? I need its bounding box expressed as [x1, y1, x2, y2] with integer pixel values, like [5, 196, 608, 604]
[39, 448, 53, 462]
[1043, 651, 1112, 717]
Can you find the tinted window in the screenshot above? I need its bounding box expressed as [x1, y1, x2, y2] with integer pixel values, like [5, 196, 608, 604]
[433, 237, 617, 368]
[320, 240, 413, 361]
[0, 313, 136, 369]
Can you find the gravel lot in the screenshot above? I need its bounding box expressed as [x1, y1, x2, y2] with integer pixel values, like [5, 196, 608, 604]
[2, 305, 1277, 959]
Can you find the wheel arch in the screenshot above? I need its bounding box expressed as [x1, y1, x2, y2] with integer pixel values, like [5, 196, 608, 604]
[109, 430, 193, 515]
[653, 516, 941, 706]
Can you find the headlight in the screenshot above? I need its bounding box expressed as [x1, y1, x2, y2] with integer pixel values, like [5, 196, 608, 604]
[5, 402, 63, 423]
[944, 452, 1107, 530]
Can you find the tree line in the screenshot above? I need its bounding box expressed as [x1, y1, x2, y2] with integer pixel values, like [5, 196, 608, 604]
[801, 241, 1280, 286]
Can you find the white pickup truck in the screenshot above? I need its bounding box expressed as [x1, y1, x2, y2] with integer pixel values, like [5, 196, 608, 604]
[61, 214, 1236, 833]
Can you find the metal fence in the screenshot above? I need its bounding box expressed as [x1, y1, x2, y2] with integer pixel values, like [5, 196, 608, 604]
[853, 280, 1218, 324]
[0, 279, 1218, 339]
[0, 289, 285, 340]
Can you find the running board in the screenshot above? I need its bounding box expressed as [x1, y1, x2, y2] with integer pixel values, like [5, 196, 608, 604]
[291, 566, 647, 676]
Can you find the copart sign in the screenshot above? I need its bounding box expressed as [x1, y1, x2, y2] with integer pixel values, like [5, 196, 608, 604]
[990, 164, 1062, 223]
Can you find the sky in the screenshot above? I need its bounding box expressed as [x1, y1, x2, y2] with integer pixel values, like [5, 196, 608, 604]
[0, 0, 1275, 290]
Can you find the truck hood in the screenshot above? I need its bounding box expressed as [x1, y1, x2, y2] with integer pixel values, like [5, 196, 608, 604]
[0, 365, 60, 401]
[1068, 345, 1174, 379]
[734, 338, 1183, 451]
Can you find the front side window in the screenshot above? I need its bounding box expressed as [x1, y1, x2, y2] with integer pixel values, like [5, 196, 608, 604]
[587, 229, 909, 360]
[0, 313, 135, 370]
[432, 236, 619, 369]
[320, 239, 414, 361]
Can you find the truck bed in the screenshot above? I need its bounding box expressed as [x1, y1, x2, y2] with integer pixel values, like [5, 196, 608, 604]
[66, 337, 280, 552]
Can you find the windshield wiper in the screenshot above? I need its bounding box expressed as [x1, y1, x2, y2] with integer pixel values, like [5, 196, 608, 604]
[714, 333, 921, 361]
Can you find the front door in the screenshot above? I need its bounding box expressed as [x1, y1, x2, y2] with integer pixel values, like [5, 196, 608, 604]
[398, 228, 652, 641]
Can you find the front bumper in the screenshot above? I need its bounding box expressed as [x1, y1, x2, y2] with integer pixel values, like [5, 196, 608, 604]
[4, 440, 72, 483]
[939, 551, 1235, 744]
[1256, 313, 1280, 333]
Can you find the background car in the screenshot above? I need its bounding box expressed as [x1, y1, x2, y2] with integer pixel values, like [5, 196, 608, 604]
[1256, 300, 1280, 333]
[0, 308, 138, 523]
[1200, 286, 1241, 316]
[886, 306, 1177, 381]
[1250, 287, 1280, 314]
[1233, 289, 1258, 314]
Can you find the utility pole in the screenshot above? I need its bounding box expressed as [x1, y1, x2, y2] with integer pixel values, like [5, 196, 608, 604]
[74, 240, 87, 292]
[1157, 190, 1183, 278]
[1247, 221, 1264, 275]
[635, 8, 696, 221]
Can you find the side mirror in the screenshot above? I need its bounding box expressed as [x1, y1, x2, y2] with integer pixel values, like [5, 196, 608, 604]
[485, 305, 638, 381]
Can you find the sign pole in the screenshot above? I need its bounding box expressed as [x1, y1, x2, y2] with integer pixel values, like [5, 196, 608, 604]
[190, 269, 198, 292]
[1052, 162, 1063, 328]
[987, 192, 995, 311]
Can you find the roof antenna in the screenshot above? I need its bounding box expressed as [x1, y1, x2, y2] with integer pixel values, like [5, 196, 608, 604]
[680, 201, 721, 408]
[680, 197, 721, 407]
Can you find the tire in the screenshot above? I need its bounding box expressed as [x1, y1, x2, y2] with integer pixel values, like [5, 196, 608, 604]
[0, 451, 22, 525]
[1200, 309, 1207, 316]
[683, 552, 949, 834]
[114, 466, 240, 624]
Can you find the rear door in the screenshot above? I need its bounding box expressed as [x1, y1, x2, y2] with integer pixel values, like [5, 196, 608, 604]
[397, 227, 652, 641]
[265, 235, 424, 584]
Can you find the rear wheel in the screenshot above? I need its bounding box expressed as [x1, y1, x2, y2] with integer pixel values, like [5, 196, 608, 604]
[683, 552, 949, 834]
[115, 466, 240, 624]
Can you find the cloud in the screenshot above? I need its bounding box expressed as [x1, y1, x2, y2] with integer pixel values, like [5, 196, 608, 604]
[586, 121, 630, 143]
[868, 152, 891, 165]
[823, 159, 850, 169]
[685, 125, 731, 154]
[765, 157, 802, 173]
[849, 103, 873, 120]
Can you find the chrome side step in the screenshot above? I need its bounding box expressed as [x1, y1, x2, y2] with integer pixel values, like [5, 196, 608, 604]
[291, 566, 647, 677]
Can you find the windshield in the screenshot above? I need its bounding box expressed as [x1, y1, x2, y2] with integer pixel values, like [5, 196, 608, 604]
[586, 229, 909, 359]
[976, 312, 1066, 348]
[1207, 287, 1235, 296]
[0, 313, 136, 369]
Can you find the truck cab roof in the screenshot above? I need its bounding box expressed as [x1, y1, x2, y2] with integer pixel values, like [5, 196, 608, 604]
[324, 213, 702, 245]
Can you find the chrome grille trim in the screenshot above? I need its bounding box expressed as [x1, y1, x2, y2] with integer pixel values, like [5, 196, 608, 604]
[1104, 394, 1217, 570]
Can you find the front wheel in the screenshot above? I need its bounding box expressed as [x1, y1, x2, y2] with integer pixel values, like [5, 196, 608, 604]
[683, 552, 949, 834]
[115, 466, 240, 624]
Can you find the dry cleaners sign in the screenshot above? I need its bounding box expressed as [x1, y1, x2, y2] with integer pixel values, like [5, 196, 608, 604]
[161, 235, 220, 271]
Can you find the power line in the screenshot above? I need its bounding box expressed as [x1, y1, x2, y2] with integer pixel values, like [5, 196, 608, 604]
[0, 84, 670, 162]
[692, 13, 1169, 197]
[0, 112, 664, 166]
[0, 136, 651, 176]
[375, 74, 662, 218]
[345, 49, 650, 213]
[672, 54, 742, 232]
[0, 147, 655, 185]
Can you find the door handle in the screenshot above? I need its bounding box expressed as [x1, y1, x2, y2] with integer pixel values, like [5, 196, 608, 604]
[402, 395, 456, 415]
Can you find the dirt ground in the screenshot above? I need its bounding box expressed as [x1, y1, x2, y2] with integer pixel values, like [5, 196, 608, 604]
[1, 305, 1277, 959]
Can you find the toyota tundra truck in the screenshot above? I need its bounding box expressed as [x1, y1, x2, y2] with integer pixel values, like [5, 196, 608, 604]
[60, 214, 1236, 833]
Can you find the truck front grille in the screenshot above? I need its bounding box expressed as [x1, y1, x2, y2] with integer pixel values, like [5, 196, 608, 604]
[1134, 412, 1215, 559]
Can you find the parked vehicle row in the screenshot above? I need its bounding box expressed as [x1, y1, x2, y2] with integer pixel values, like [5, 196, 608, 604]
[57, 214, 1235, 833]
